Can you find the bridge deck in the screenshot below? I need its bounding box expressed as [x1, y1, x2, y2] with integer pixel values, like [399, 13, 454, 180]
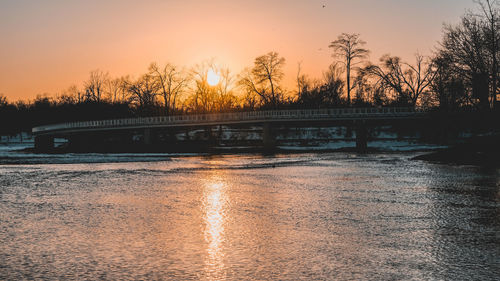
[32, 107, 425, 135]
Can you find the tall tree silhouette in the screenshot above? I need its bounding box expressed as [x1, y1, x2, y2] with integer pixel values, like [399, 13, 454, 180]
[329, 33, 369, 105]
[437, 0, 500, 110]
[84, 70, 109, 103]
[149, 62, 188, 115]
[431, 52, 468, 110]
[106, 77, 128, 104]
[214, 68, 237, 112]
[476, 0, 499, 107]
[239, 52, 286, 108]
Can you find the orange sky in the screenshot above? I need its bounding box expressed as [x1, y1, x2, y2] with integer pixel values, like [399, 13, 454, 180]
[0, 0, 476, 101]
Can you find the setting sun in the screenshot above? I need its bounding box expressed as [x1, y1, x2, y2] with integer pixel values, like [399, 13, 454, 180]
[207, 69, 221, 86]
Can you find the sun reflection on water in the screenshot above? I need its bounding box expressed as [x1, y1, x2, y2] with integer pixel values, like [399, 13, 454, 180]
[202, 172, 228, 280]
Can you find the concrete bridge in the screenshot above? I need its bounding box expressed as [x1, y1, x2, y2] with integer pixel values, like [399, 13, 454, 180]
[32, 107, 427, 152]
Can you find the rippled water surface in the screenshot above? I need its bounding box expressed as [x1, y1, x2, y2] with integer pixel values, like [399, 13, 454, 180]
[1, 152, 499, 280]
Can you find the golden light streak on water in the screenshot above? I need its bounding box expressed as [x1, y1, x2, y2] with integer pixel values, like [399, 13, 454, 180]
[202, 172, 228, 280]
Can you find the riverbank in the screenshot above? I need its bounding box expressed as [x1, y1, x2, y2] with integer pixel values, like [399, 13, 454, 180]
[414, 134, 500, 166]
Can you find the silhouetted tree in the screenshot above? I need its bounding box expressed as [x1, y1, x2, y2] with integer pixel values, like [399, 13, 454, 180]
[0, 94, 7, 107]
[57, 93, 78, 105]
[0, 94, 10, 136]
[363, 54, 436, 106]
[296, 79, 322, 108]
[321, 63, 346, 105]
[296, 62, 308, 97]
[186, 63, 237, 113]
[329, 33, 369, 105]
[149, 62, 188, 115]
[239, 52, 286, 108]
[62, 85, 83, 103]
[84, 70, 109, 103]
[353, 71, 379, 106]
[442, 14, 490, 109]
[437, 0, 500, 110]
[187, 62, 218, 113]
[241, 88, 260, 110]
[476, 0, 500, 107]
[297, 64, 345, 108]
[431, 51, 469, 110]
[214, 68, 237, 112]
[105, 77, 128, 104]
[125, 74, 160, 115]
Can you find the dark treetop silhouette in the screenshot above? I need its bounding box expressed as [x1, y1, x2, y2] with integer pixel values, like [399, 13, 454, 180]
[0, 0, 498, 137]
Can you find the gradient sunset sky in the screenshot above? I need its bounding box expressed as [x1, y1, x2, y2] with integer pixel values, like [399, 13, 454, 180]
[1, 0, 476, 100]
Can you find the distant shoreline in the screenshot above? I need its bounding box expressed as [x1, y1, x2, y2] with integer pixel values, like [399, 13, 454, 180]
[14, 143, 442, 155]
[3, 137, 499, 167]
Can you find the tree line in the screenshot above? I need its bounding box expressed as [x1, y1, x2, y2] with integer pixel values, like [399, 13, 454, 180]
[0, 0, 498, 136]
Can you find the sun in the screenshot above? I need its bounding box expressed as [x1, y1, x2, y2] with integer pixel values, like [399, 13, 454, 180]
[207, 69, 220, 86]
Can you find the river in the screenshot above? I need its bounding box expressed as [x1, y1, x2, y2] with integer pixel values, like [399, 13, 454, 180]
[0, 150, 499, 280]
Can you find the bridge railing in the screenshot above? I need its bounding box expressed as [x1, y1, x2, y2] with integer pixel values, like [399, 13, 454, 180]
[32, 107, 424, 134]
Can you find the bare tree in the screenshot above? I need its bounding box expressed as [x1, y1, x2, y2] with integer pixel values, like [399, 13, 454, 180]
[83, 70, 109, 103]
[437, 1, 499, 110]
[296, 62, 308, 97]
[329, 33, 369, 105]
[363, 54, 436, 106]
[105, 77, 128, 104]
[186, 62, 237, 113]
[64, 85, 83, 103]
[215, 68, 237, 112]
[149, 62, 188, 115]
[297, 64, 345, 108]
[238, 52, 286, 108]
[476, 0, 499, 107]
[187, 61, 219, 113]
[241, 88, 259, 110]
[321, 63, 345, 105]
[352, 71, 373, 104]
[125, 74, 160, 114]
[56, 92, 77, 105]
[118, 76, 132, 102]
[431, 51, 471, 110]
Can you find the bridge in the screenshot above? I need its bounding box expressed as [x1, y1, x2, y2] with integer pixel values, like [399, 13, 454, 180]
[32, 107, 427, 152]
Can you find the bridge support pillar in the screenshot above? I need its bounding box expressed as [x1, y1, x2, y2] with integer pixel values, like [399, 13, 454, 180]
[205, 126, 219, 146]
[355, 121, 368, 152]
[35, 135, 54, 152]
[204, 127, 212, 140]
[262, 123, 277, 151]
[144, 128, 152, 145]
